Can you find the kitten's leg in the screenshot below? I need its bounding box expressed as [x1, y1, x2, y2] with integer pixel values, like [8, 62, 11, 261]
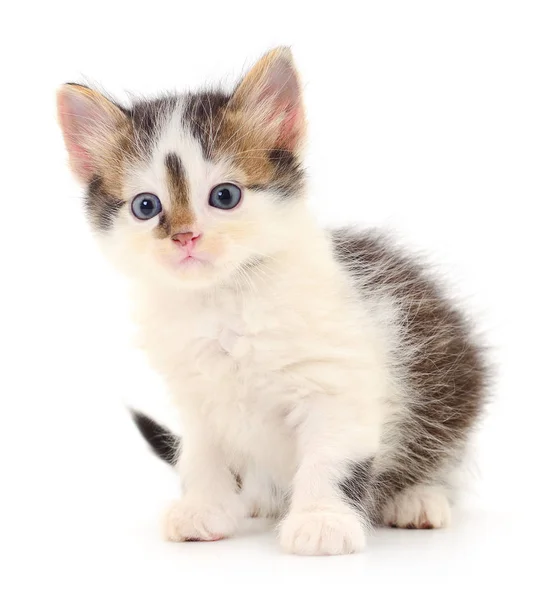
[279, 400, 379, 556]
[164, 427, 245, 542]
[381, 484, 451, 529]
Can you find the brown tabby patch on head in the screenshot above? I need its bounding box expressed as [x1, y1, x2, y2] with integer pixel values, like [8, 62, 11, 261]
[153, 152, 195, 239]
[85, 122, 134, 223]
[181, 90, 232, 160]
[56, 83, 133, 230]
[127, 96, 178, 158]
[85, 176, 125, 231]
[59, 85, 142, 232]
[83, 96, 185, 234]
[332, 229, 489, 520]
[182, 91, 305, 198]
[82, 112, 135, 230]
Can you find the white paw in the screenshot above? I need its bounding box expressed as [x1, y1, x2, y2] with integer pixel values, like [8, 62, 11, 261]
[163, 498, 244, 542]
[382, 485, 451, 529]
[279, 508, 367, 555]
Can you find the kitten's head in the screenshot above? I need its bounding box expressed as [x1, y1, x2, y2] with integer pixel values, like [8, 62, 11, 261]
[57, 47, 307, 289]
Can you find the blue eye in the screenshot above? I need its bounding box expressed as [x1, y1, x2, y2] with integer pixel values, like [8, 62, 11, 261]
[209, 183, 242, 210]
[131, 193, 162, 220]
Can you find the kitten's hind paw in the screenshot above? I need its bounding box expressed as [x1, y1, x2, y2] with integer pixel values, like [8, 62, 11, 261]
[279, 507, 366, 555]
[382, 485, 451, 529]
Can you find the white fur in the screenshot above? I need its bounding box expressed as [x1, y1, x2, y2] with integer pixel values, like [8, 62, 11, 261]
[99, 102, 431, 555]
[279, 506, 367, 555]
[164, 496, 246, 542]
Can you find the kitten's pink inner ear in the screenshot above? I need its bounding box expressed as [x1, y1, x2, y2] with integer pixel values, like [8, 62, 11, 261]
[56, 85, 125, 183]
[232, 47, 305, 151]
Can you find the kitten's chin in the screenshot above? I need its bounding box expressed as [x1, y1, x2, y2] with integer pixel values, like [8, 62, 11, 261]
[160, 258, 218, 289]
[153, 254, 232, 290]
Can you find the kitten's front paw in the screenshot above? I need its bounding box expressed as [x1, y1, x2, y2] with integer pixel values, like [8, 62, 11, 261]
[163, 498, 244, 542]
[279, 508, 366, 555]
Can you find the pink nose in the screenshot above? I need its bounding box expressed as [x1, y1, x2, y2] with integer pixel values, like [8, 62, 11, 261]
[172, 231, 201, 247]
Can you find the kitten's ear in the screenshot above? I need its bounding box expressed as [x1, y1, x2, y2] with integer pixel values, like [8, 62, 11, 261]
[230, 47, 305, 151]
[57, 84, 128, 183]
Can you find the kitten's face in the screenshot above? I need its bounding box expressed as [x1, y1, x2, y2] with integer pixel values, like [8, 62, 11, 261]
[57, 48, 306, 289]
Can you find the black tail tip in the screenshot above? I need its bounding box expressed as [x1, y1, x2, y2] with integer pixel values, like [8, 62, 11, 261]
[130, 410, 180, 465]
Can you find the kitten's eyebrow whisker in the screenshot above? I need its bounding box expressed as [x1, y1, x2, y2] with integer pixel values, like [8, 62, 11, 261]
[199, 94, 212, 149]
[228, 148, 279, 157]
[206, 93, 215, 160]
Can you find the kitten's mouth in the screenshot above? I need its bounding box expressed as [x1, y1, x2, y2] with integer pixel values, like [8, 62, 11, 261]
[161, 251, 212, 271]
[179, 255, 208, 266]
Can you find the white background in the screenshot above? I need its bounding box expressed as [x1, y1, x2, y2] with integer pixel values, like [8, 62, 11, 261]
[1, 1, 533, 598]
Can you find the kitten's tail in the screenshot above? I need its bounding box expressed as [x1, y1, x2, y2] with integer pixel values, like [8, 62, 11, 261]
[130, 411, 180, 466]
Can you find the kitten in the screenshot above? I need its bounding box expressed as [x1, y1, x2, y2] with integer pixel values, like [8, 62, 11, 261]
[57, 47, 487, 555]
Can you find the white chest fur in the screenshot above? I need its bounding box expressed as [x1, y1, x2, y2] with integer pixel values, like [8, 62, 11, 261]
[134, 286, 302, 478]
[133, 263, 391, 484]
